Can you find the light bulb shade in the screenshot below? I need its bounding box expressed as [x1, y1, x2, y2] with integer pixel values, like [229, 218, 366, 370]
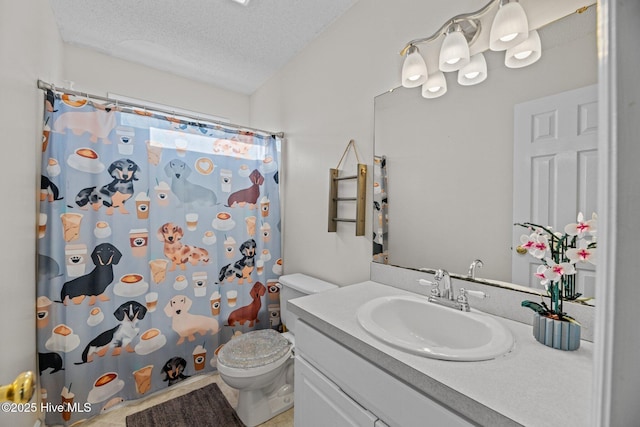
[438, 29, 470, 72]
[505, 30, 541, 68]
[421, 71, 447, 99]
[489, 1, 529, 51]
[457, 53, 487, 86]
[401, 46, 428, 88]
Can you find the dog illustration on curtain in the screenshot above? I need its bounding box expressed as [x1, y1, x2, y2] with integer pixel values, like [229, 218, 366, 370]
[75, 159, 140, 214]
[164, 159, 218, 207]
[228, 282, 266, 327]
[41, 175, 64, 202]
[161, 356, 190, 386]
[39, 352, 65, 375]
[164, 295, 220, 345]
[226, 169, 263, 208]
[58, 243, 122, 305]
[218, 238, 256, 284]
[157, 222, 210, 271]
[75, 301, 148, 365]
[53, 104, 117, 144]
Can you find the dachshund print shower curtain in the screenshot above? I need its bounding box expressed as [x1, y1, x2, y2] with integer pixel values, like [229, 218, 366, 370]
[36, 90, 282, 424]
[373, 155, 388, 263]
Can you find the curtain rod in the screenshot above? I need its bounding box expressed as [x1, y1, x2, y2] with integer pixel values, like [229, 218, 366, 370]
[37, 79, 285, 139]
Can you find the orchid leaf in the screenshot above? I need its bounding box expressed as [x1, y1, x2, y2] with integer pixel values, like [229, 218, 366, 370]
[521, 300, 548, 315]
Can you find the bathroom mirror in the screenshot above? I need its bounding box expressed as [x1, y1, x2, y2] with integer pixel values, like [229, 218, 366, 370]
[373, 7, 597, 302]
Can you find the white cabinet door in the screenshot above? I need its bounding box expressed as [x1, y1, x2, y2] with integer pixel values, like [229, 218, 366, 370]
[296, 321, 476, 427]
[512, 84, 598, 297]
[295, 355, 378, 427]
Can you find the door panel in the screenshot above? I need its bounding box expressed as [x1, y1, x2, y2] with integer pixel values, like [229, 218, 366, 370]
[512, 85, 597, 293]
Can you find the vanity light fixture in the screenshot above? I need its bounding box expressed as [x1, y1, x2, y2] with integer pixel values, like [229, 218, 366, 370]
[504, 29, 541, 68]
[401, 46, 428, 88]
[489, 0, 529, 51]
[421, 71, 447, 99]
[438, 24, 471, 72]
[457, 53, 488, 86]
[396, 0, 580, 100]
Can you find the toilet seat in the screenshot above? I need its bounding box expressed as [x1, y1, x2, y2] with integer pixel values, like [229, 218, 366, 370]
[217, 329, 292, 378]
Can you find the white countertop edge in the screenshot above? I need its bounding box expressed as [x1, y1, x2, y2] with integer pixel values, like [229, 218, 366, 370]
[289, 281, 593, 427]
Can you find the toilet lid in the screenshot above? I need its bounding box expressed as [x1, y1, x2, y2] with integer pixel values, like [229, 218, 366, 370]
[218, 329, 291, 369]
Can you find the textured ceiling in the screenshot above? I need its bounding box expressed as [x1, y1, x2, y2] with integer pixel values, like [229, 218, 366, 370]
[49, 0, 359, 94]
[49, 0, 592, 95]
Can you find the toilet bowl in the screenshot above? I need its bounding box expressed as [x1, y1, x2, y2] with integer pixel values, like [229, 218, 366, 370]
[216, 273, 337, 427]
[218, 329, 294, 426]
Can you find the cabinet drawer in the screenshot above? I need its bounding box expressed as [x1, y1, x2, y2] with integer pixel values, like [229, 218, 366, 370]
[296, 320, 474, 427]
[295, 355, 379, 426]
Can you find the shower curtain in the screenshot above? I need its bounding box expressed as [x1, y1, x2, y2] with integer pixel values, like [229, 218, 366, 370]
[373, 155, 388, 263]
[36, 90, 282, 424]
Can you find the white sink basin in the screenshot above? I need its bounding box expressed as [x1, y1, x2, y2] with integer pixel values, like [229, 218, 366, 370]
[356, 295, 514, 361]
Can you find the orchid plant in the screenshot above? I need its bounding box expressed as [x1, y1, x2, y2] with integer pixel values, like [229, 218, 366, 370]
[515, 212, 597, 321]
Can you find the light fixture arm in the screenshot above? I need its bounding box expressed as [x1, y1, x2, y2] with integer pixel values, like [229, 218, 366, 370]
[399, 0, 500, 56]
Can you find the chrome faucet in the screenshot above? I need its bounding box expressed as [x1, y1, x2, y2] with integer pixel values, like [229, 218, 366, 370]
[434, 269, 454, 301]
[467, 259, 484, 280]
[417, 269, 487, 312]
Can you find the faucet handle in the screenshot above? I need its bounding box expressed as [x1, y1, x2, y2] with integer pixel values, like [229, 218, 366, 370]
[462, 289, 486, 299]
[457, 288, 486, 312]
[417, 279, 440, 297]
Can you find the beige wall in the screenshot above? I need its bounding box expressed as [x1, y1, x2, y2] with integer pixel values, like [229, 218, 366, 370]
[250, 0, 480, 285]
[0, 1, 63, 425]
[63, 45, 251, 125]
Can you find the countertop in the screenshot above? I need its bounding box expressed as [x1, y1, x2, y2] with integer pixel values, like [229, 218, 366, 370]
[289, 281, 593, 427]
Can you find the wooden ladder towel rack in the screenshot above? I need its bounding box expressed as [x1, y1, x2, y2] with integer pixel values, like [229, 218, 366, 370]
[328, 140, 367, 236]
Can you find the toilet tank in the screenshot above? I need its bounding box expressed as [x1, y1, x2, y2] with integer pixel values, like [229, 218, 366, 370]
[279, 273, 337, 335]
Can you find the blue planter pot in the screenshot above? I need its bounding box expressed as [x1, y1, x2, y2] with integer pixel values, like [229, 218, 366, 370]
[532, 312, 581, 351]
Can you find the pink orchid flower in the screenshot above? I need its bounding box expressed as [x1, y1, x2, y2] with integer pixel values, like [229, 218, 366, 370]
[535, 264, 551, 288]
[564, 212, 597, 238]
[520, 233, 537, 250]
[567, 240, 597, 265]
[544, 258, 576, 282]
[526, 232, 549, 259]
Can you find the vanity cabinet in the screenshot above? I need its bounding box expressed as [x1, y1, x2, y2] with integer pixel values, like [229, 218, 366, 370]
[295, 320, 473, 427]
[296, 355, 387, 426]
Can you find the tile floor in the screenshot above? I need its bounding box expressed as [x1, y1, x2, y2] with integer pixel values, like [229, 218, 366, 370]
[77, 373, 293, 427]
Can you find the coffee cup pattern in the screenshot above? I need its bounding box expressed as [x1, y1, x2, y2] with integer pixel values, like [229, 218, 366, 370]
[193, 345, 207, 371]
[133, 365, 154, 395]
[134, 328, 167, 355]
[36, 296, 52, 329]
[87, 307, 105, 326]
[45, 324, 80, 353]
[37, 95, 283, 421]
[87, 372, 125, 404]
[135, 192, 151, 219]
[192, 272, 208, 297]
[210, 291, 222, 315]
[149, 259, 168, 284]
[129, 229, 149, 257]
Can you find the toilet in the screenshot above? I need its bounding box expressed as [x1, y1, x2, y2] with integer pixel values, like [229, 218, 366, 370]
[216, 273, 337, 426]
